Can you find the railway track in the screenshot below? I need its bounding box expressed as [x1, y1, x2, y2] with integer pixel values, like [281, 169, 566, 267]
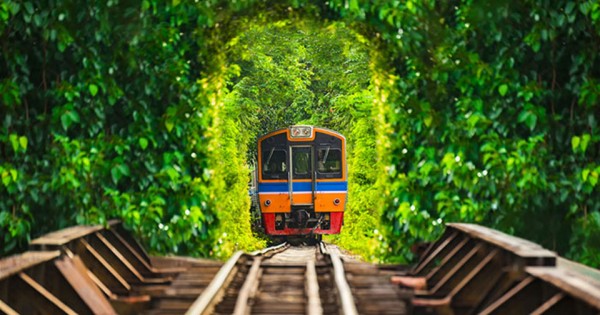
[1, 220, 600, 314]
[186, 242, 409, 315]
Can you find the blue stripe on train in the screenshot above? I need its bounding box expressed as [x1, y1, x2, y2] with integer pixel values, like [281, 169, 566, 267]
[258, 181, 347, 192]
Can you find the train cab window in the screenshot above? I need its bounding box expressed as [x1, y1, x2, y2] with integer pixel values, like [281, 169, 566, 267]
[262, 149, 287, 180]
[317, 147, 342, 178]
[292, 147, 312, 179]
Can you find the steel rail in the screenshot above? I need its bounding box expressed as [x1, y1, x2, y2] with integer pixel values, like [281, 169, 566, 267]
[250, 241, 288, 256]
[305, 259, 323, 315]
[185, 251, 245, 315]
[330, 252, 358, 315]
[318, 241, 328, 255]
[319, 242, 358, 315]
[187, 243, 290, 315]
[233, 257, 263, 315]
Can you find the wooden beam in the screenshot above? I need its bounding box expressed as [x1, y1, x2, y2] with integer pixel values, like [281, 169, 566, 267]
[0, 299, 18, 315]
[233, 257, 262, 315]
[14, 272, 77, 315]
[55, 256, 116, 314]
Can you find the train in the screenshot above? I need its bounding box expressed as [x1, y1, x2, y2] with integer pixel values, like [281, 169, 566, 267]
[253, 125, 347, 241]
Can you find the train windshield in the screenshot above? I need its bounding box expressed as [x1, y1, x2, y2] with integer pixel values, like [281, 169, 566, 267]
[317, 147, 342, 178]
[292, 147, 312, 179]
[262, 148, 287, 180]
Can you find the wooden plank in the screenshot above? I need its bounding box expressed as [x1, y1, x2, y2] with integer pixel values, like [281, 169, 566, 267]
[451, 249, 502, 307]
[0, 299, 18, 315]
[16, 272, 77, 315]
[430, 243, 482, 294]
[55, 256, 116, 314]
[426, 237, 470, 284]
[30, 225, 104, 247]
[0, 251, 60, 280]
[76, 238, 131, 295]
[479, 276, 536, 315]
[447, 224, 556, 262]
[112, 224, 153, 265]
[103, 229, 157, 277]
[557, 257, 600, 284]
[89, 232, 146, 284]
[413, 230, 459, 276]
[527, 267, 600, 310]
[530, 292, 566, 315]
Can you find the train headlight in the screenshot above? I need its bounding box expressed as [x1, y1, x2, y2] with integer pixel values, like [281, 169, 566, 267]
[290, 126, 313, 138]
[333, 198, 341, 205]
[264, 199, 271, 207]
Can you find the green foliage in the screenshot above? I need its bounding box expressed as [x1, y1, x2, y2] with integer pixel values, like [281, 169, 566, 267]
[330, 0, 600, 264]
[217, 15, 386, 261]
[1, 0, 217, 256]
[2, 0, 599, 268]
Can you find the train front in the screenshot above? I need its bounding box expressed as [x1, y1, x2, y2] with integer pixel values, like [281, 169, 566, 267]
[257, 125, 347, 237]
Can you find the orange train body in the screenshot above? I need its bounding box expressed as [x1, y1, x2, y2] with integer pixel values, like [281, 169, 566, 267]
[256, 126, 347, 236]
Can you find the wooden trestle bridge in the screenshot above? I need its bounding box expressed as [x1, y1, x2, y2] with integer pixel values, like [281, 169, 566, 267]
[1, 220, 599, 314]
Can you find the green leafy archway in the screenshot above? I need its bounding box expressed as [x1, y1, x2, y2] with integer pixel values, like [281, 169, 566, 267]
[205, 11, 392, 259]
[2, 0, 599, 265]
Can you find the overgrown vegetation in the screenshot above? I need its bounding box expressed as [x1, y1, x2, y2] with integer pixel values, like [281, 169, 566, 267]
[1, 0, 599, 266]
[215, 17, 387, 259]
[0, 1, 216, 256]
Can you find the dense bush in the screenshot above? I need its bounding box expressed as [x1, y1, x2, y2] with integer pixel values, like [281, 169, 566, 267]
[2, 0, 599, 266]
[0, 1, 217, 255]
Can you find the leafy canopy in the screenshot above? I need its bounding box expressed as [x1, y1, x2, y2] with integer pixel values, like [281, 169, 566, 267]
[1, 0, 600, 267]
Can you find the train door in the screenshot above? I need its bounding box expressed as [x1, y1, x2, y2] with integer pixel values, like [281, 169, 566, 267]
[289, 146, 314, 206]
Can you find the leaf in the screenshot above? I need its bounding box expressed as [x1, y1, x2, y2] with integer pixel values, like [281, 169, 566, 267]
[9, 134, 18, 153]
[0, 7, 9, 21]
[119, 164, 131, 176]
[89, 84, 99, 97]
[571, 136, 581, 152]
[139, 137, 149, 150]
[498, 84, 508, 96]
[565, 1, 575, 15]
[23, 1, 33, 14]
[517, 111, 537, 130]
[525, 113, 537, 130]
[165, 120, 174, 132]
[19, 136, 27, 151]
[590, 171, 599, 187]
[2, 171, 10, 186]
[581, 134, 591, 153]
[61, 110, 80, 131]
[582, 168, 590, 181]
[111, 167, 121, 184]
[349, 0, 359, 12]
[423, 114, 433, 127]
[111, 164, 130, 184]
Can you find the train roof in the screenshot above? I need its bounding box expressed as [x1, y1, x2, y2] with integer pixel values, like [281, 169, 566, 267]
[257, 125, 345, 142]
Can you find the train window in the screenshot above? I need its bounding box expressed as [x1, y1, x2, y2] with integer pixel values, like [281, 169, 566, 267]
[317, 147, 342, 178]
[262, 148, 287, 180]
[292, 147, 312, 179]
